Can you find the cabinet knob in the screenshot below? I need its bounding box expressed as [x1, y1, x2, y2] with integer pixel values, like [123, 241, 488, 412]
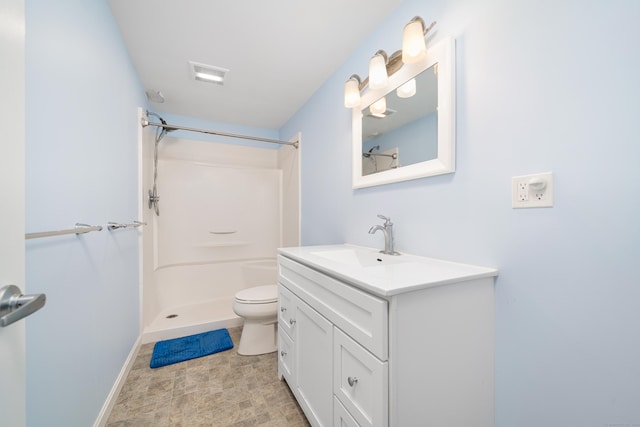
[289, 318, 296, 325]
[280, 307, 286, 312]
[347, 376, 358, 387]
[280, 350, 287, 357]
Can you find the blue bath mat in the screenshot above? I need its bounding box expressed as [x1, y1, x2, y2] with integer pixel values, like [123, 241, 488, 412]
[150, 328, 234, 368]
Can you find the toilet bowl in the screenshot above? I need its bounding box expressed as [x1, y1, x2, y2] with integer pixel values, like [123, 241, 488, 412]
[232, 285, 278, 355]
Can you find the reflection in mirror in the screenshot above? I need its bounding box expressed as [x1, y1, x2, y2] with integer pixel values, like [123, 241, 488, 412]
[362, 65, 438, 175]
[362, 146, 399, 175]
[352, 36, 455, 189]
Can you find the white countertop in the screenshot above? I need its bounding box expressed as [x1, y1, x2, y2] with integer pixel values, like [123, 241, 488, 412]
[278, 244, 498, 297]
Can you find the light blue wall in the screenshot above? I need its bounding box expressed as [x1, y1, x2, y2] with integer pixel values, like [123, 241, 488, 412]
[281, 0, 640, 425]
[25, 1, 146, 425]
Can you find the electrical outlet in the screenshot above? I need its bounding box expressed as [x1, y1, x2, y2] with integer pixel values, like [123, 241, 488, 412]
[512, 172, 553, 208]
[517, 182, 528, 201]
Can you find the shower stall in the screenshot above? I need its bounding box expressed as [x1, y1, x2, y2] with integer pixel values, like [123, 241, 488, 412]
[138, 110, 300, 343]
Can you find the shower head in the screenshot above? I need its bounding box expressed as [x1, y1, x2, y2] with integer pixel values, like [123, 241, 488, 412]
[146, 111, 168, 126]
[368, 145, 380, 153]
[145, 89, 165, 103]
[144, 111, 177, 139]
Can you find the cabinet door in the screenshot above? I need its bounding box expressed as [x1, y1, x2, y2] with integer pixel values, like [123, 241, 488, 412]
[334, 328, 388, 427]
[295, 299, 333, 427]
[334, 396, 361, 427]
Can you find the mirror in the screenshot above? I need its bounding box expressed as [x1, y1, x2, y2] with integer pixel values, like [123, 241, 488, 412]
[352, 36, 455, 188]
[362, 65, 438, 175]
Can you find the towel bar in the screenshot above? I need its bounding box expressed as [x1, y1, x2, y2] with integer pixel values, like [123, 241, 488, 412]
[25, 223, 103, 240]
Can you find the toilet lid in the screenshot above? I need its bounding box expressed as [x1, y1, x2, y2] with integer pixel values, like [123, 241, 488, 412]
[235, 285, 278, 304]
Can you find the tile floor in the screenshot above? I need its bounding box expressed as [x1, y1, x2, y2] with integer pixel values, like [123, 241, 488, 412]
[105, 327, 310, 427]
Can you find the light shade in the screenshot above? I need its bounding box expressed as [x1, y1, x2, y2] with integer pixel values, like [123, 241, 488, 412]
[396, 78, 416, 98]
[369, 52, 389, 89]
[370, 97, 387, 116]
[402, 19, 427, 64]
[344, 77, 361, 108]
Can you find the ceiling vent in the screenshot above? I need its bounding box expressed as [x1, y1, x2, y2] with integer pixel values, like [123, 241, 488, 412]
[189, 61, 228, 85]
[366, 108, 397, 119]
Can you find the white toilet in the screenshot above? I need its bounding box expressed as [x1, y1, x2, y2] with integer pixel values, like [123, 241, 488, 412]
[232, 284, 278, 355]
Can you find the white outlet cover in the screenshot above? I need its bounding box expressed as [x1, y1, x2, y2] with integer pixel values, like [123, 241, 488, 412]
[512, 172, 553, 208]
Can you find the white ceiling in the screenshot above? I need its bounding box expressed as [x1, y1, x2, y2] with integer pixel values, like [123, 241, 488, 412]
[108, 0, 401, 129]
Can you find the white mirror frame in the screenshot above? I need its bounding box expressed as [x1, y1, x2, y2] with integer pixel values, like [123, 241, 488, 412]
[352, 36, 455, 189]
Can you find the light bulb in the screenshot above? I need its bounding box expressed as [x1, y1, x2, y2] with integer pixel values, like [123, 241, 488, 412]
[402, 19, 427, 64]
[344, 77, 361, 108]
[397, 78, 416, 98]
[369, 53, 389, 90]
[370, 97, 387, 116]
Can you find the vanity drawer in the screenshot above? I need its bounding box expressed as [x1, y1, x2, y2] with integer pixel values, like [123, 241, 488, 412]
[278, 327, 294, 384]
[334, 396, 361, 427]
[333, 328, 388, 427]
[278, 285, 296, 338]
[279, 255, 388, 360]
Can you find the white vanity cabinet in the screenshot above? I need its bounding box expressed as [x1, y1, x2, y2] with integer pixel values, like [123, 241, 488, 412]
[277, 245, 498, 427]
[278, 255, 389, 427]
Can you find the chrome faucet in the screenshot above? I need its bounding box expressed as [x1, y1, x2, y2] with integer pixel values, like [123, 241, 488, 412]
[368, 215, 400, 255]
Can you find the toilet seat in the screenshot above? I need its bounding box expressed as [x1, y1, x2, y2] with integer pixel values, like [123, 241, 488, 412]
[234, 285, 277, 304]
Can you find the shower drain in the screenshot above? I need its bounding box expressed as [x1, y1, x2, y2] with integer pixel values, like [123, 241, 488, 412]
[166, 314, 178, 319]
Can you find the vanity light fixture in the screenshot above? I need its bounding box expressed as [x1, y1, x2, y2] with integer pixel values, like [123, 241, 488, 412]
[402, 17, 436, 65]
[396, 78, 416, 98]
[343, 16, 435, 108]
[369, 50, 389, 89]
[343, 50, 404, 108]
[344, 75, 363, 108]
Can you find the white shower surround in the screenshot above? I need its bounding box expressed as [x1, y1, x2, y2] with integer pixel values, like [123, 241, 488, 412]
[139, 133, 298, 344]
[143, 260, 277, 343]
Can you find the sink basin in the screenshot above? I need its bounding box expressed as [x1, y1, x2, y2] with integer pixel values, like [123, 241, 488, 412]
[311, 247, 409, 267]
[279, 244, 499, 297]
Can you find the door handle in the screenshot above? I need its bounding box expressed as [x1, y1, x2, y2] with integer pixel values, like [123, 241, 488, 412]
[0, 284, 46, 327]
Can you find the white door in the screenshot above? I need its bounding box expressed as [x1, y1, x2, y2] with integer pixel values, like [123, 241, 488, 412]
[0, 1, 27, 425]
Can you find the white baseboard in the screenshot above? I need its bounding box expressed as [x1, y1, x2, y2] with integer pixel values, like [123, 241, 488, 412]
[92, 335, 142, 427]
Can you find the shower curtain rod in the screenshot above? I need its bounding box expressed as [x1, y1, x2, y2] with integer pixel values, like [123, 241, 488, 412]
[140, 115, 299, 149]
